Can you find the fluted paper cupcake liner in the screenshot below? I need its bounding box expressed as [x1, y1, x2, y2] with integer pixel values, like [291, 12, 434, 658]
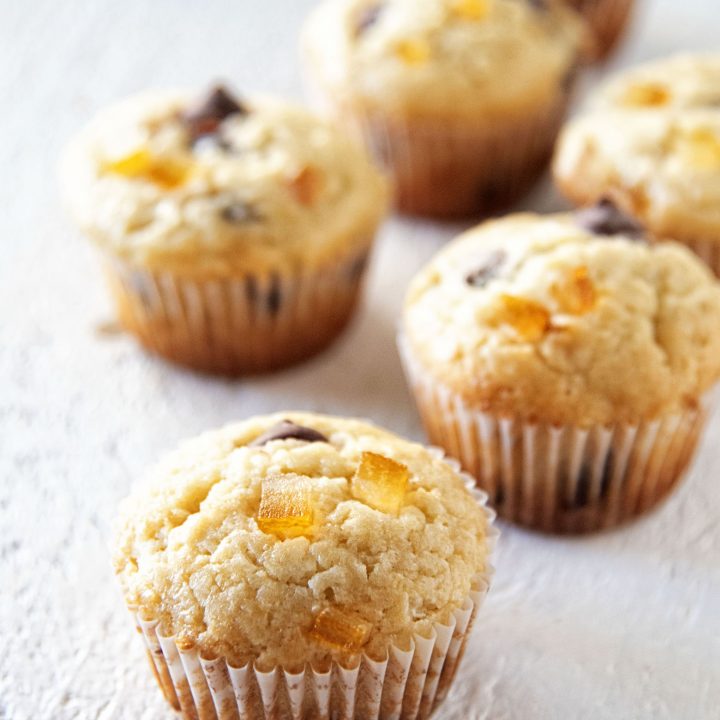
[398, 334, 710, 534]
[674, 236, 720, 280]
[572, 0, 634, 61]
[129, 457, 497, 720]
[101, 244, 372, 375]
[306, 73, 572, 218]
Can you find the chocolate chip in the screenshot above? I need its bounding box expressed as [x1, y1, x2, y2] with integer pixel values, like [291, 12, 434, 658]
[465, 250, 507, 288]
[249, 420, 329, 447]
[575, 198, 646, 239]
[183, 85, 248, 144]
[527, 0, 548, 10]
[221, 201, 260, 224]
[355, 3, 384, 36]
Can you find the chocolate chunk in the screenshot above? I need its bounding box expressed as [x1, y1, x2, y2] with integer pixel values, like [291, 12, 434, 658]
[221, 201, 260, 224]
[575, 198, 646, 239]
[527, 0, 548, 10]
[355, 3, 384, 36]
[183, 85, 248, 143]
[249, 420, 329, 447]
[465, 250, 507, 288]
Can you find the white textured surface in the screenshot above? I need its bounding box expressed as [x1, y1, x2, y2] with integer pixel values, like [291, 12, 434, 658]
[1, 1, 719, 719]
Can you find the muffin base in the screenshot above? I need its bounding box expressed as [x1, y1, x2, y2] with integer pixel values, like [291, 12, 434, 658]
[308, 83, 571, 219]
[399, 337, 709, 534]
[102, 247, 372, 375]
[128, 460, 497, 720]
[572, 0, 635, 61]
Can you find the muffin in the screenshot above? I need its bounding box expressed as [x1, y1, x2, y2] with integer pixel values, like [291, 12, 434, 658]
[554, 54, 720, 277]
[114, 412, 497, 719]
[302, 0, 586, 218]
[565, 0, 634, 60]
[400, 210, 720, 533]
[61, 86, 389, 374]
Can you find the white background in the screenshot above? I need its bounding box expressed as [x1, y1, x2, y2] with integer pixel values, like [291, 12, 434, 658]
[1, 1, 719, 718]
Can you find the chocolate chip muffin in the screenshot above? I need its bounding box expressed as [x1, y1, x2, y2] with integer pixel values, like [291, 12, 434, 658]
[302, 0, 585, 217]
[554, 54, 720, 277]
[564, 0, 635, 60]
[114, 412, 496, 720]
[61, 86, 389, 374]
[400, 210, 720, 533]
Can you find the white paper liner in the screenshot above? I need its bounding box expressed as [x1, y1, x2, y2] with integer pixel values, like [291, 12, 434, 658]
[101, 242, 373, 375]
[305, 70, 572, 218]
[398, 333, 711, 534]
[130, 455, 497, 720]
[572, 0, 634, 60]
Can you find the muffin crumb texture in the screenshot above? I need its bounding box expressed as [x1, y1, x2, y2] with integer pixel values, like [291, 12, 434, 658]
[62, 88, 388, 276]
[403, 213, 720, 426]
[114, 413, 490, 669]
[303, 0, 584, 118]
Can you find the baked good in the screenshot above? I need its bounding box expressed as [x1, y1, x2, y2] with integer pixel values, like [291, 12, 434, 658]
[303, 0, 585, 217]
[62, 86, 389, 374]
[400, 210, 720, 532]
[554, 54, 720, 276]
[114, 412, 496, 718]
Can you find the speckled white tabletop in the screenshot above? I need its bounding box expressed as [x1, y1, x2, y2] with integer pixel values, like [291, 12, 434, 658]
[1, 1, 719, 718]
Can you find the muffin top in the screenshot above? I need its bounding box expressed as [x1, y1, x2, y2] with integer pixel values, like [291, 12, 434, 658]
[62, 87, 388, 277]
[402, 210, 720, 426]
[303, 0, 585, 119]
[113, 412, 491, 669]
[553, 54, 720, 240]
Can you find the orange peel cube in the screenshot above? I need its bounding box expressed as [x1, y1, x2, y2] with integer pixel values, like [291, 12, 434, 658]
[452, 0, 492, 20]
[498, 294, 550, 341]
[681, 128, 720, 170]
[552, 265, 597, 315]
[395, 38, 431, 65]
[351, 451, 409, 514]
[256, 474, 314, 539]
[308, 608, 372, 653]
[103, 148, 190, 189]
[622, 83, 671, 108]
[288, 166, 323, 206]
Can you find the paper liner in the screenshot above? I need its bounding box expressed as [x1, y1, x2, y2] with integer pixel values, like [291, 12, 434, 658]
[306, 73, 572, 218]
[101, 243, 373, 375]
[129, 456, 497, 720]
[570, 0, 634, 61]
[398, 334, 711, 534]
[673, 235, 720, 280]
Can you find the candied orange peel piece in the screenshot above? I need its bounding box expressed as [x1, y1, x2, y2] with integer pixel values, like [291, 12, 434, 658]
[351, 451, 409, 514]
[256, 474, 314, 539]
[497, 294, 550, 341]
[551, 265, 597, 315]
[622, 83, 671, 108]
[308, 607, 372, 653]
[103, 148, 190, 189]
[680, 128, 720, 170]
[288, 166, 323, 206]
[451, 0, 492, 20]
[395, 38, 431, 65]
